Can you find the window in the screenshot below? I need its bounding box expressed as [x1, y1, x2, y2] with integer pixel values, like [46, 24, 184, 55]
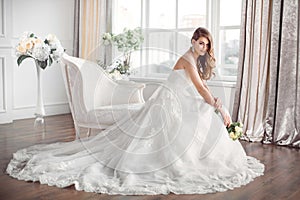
[112, 0, 242, 81]
[217, 0, 242, 81]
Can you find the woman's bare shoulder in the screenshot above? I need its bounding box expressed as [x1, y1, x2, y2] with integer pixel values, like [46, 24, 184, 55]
[173, 57, 186, 70]
[173, 51, 197, 70]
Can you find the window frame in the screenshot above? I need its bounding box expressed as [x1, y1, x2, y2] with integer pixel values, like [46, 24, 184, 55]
[111, 0, 242, 82]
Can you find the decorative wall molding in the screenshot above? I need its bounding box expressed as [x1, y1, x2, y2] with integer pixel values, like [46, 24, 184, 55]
[0, 0, 5, 37]
[13, 101, 69, 110]
[12, 102, 70, 121]
[0, 50, 13, 124]
[0, 0, 12, 49]
[0, 0, 74, 124]
[0, 56, 5, 113]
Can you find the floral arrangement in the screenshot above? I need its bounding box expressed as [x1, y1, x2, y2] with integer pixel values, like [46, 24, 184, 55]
[16, 32, 64, 69]
[102, 27, 144, 75]
[227, 122, 244, 141]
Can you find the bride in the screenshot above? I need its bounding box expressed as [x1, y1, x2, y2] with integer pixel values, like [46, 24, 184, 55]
[6, 27, 264, 195]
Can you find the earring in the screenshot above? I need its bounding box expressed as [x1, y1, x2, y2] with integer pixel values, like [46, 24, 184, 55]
[191, 46, 195, 53]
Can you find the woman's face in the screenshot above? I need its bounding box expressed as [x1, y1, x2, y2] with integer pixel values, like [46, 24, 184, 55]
[192, 36, 210, 56]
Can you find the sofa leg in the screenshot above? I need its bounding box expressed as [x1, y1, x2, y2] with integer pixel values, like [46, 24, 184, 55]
[87, 128, 91, 137]
[74, 123, 81, 140]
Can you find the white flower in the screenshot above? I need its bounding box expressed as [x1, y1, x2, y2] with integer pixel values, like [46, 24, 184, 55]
[52, 46, 64, 61]
[235, 126, 243, 133]
[46, 34, 58, 43]
[31, 42, 50, 61]
[101, 28, 143, 75]
[229, 132, 235, 139]
[102, 33, 113, 45]
[23, 39, 34, 50]
[102, 32, 112, 40]
[45, 34, 64, 60]
[227, 122, 244, 141]
[102, 28, 144, 53]
[19, 31, 33, 42]
[233, 134, 239, 140]
[15, 32, 64, 68]
[16, 44, 27, 54]
[239, 122, 243, 128]
[33, 38, 43, 45]
[108, 69, 122, 80]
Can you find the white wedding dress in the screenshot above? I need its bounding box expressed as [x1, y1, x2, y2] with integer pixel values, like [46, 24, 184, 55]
[6, 69, 264, 195]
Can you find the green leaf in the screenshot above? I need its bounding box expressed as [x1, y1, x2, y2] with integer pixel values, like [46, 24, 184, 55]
[109, 68, 116, 74]
[50, 48, 56, 54]
[49, 56, 53, 66]
[40, 61, 48, 69]
[29, 33, 34, 37]
[36, 60, 48, 69]
[17, 55, 32, 66]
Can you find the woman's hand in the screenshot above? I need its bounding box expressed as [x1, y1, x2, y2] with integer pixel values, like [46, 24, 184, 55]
[220, 109, 232, 127]
[214, 97, 222, 110]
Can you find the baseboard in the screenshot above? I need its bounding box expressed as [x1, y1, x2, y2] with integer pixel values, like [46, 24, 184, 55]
[11, 102, 71, 122]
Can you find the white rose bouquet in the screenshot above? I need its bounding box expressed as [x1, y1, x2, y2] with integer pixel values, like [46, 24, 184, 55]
[16, 32, 64, 69]
[102, 27, 144, 75]
[226, 122, 244, 141]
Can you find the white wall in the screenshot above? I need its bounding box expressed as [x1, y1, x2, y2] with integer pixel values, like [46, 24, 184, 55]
[0, 0, 74, 124]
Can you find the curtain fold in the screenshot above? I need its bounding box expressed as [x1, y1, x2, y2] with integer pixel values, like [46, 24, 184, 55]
[73, 0, 107, 62]
[233, 0, 300, 147]
[73, 0, 80, 57]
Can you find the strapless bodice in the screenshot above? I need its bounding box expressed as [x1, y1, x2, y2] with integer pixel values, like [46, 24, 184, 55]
[166, 69, 201, 99]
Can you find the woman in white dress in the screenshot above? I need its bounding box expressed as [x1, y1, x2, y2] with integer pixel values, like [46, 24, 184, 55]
[6, 27, 264, 195]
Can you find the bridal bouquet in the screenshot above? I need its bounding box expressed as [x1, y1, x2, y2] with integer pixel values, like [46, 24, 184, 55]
[227, 122, 243, 141]
[16, 32, 64, 69]
[102, 27, 144, 75]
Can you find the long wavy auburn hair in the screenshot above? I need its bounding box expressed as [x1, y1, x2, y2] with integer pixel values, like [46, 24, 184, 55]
[191, 27, 216, 80]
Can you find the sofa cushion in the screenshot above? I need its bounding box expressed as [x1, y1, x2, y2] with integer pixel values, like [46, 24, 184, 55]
[87, 103, 144, 127]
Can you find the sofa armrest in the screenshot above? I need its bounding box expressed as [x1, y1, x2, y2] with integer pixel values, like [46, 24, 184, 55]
[111, 81, 145, 104]
[116, 80, 145, 88]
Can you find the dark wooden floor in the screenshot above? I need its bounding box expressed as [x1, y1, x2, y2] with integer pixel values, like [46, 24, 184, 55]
[0, 114, 299, 200]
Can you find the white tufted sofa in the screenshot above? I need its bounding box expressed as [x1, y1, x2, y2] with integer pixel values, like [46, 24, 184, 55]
[60, 54, 145, 139]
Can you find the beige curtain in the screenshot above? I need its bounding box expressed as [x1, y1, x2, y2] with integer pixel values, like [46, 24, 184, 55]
[233, 0, 300, 147]
[75, 0, 107, 62]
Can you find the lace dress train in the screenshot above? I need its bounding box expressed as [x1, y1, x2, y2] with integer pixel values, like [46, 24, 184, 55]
[6, 69, 264, 195]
